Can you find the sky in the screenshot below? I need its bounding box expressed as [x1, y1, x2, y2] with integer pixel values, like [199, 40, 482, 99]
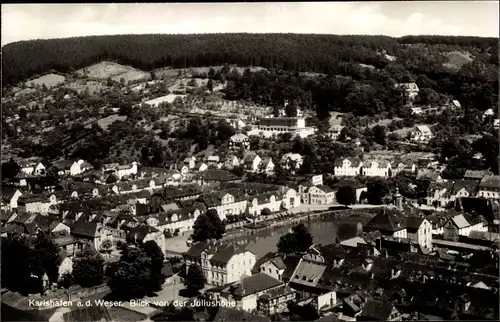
[2, 2, 498, 46]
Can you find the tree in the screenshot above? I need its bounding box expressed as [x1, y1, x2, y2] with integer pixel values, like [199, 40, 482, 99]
[277, 224, 313, 254]
[18, 108, 27, 120]
[72, 248, 105, 287]
[1, 158, 21, 179]
[336, 186, 357, 206]
[31, 233, 61, 284]
[184, 264, 206, 293]
[366, 177, 390, 205]
[58, 273, 74, 289]
[207, 79, 214, 93]
[187, 78, 197, 87]
[285, 104, 298, 117]
[192, 209, 225, 242]
[108, 246, 152, 300]
[152, 304, 197, 322]
[372, 125, 387, 145]
[119, 103, 133, 116]
[141, 240, 166, 292]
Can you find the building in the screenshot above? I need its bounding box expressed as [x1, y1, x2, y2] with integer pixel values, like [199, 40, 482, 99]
[357, 299, 402, 321]
[103, 162, 138, 179]
[328, 124, 344, 140]
[223, 155, 240, 169]
[404, 217, 432, 250]
[229, 133, 250, 150]
[242, 153, 262, 172]
[363, 207, 407, 239]
[206, 273, 285, 312]
[443, 213, 488, 241]
[19, 158, 46, 176]
[477, 175, 500, 200]
[258, 285, 296, 315]
[449, 180, 478, 199]
[281, 153, 304, 171]
[394, 82, 419, 101]
[411, 107, 423, 115]
[70, 160, 93, 176]
[196, 170, 241, 186]
[464, 170, 493, 181]
[259, 157, 275, 174]
[144, 206, 203, 235]
[254, 117, 316, 138]
[127, 225, 166, 255]
[334, 158, 363, 177]
[184, 241, 256, 286]
[361, 160, 392, 177]
[303, 185, 335, 205]
[70, 222, 113, 251]
[183, 156, 197, 169]
[482, 108, 494, 119]
[426, 181, 454, 207]
[410, 125, 433, 143]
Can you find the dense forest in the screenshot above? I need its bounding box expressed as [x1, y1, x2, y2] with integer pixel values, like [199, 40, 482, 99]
[2, 33, 498, 85]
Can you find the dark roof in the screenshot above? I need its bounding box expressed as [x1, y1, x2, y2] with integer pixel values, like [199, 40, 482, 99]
[184, 241, 210, 258]
[135, 203, 150, 215]
[128, 225, 159, 242]
[53, 159, 74, 170]
[364, 207, 406, 233]
[405, 216, 425, 232]
[359, 300, 395, 320]
[211, 273, 282, 298]
[334, 157, 362, 167]
[259, 285, 295, 301]
[213, 307, 270, 322]
[70, 222, 99, 238]
[198, 169, 240, 182]
[259, 117, 299, 127]
[209, 244, 248, 264]
[315, 185, 334, 193]
[62, 305, 112, 322]
[479, 175, 500, 189]
[451, 180, 478, 195]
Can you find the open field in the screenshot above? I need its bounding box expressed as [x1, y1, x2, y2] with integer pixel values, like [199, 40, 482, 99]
[144, 94, 186, 107]
[26, 73, 66, 88]
[154, 65, 268, 79]
[97, 115, 127, 130]
[76, 61, 150, 82]
[443, 51, 473, 70]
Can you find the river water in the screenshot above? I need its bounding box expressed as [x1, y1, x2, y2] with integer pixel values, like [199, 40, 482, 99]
[233, 217, 363, 259]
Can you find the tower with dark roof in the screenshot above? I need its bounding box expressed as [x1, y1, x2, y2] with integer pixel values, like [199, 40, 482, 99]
[393, 187, 403, 210]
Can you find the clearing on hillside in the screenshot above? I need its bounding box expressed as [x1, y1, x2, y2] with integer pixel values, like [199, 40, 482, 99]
[76, 61, 150, 82]
[97, 115, 127, 130]
[443, 51, 473, 70]
[26, 73, 66, 88]
[154, 65, 268, 78]
[144, 94, 186, 107]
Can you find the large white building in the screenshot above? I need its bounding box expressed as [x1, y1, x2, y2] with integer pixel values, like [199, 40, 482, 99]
[334, 157, 363, 177]
[184, 241, 256, 286]
[477, 175, 500, 200]
[410, 125, 433, 143]
[249, 117, 316, 138]
[361, 160, 392, 177]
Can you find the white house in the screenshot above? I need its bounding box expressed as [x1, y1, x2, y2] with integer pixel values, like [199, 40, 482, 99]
[334, 157, 363, 177]
[69, 160, 93, 176]
[242, 154, 262, 172]
[185, 242, 256, 286]
[328, 124, 344, 140]
[19, 158, 46, 176]
[229, 133, 250, 150]
[394, 82, 419, 100]
[223, 155, 240, 169]
[260, 157, 275, 174]
[411, 107, 423, 115]
[303, 185, 335, 205]
[405, 217, 433, 250]
[362, 160, 392, 177]
[206, 273, 284, 312]
[443, 214, 488, 240]
[111, 162, 138, 179]
[410, 125, 433, 143]
[183, 156, 197, 169]
[482, 108, 494, 119]
[145, 207, 202, 234]
[252, 117, 316, 138]
[477, 175, 500, 200]
[128, 225, 166, 255]
[280, 153, 303, 171]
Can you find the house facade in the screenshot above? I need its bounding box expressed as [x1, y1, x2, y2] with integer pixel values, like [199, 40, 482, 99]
[304, 185, 335, 205]
[443, 214, 489, 241]
[405, 217, 433, 250]
[334, 158, 363, 177]
[361, 160, 392, 177]
[229, 133, 250, 150]
[477, 176, 500, 200]
[410, 125, 433, 143]
[254, 117, 316, 138]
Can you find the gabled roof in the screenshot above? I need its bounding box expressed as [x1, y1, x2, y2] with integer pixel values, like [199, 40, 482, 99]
[334, 157, 362, 167]
[209, 244, 249, 264]
[127, 225, 160, 242]
[198, 170, 240, 182]
[259, 117, 300, 127]
[212, 273, 282, 298]
[416, 125, 432, 135]
[479, 175, 500, 189]
[450, 180, 478, 195]
[229, 133, 249, 142]
[464, 170, 492, 180]
[405, 217, 425, 232]
[70, 222, 100, 238]
[313, 185, 334, 193]
[53, 159, 74, 170]
[184, 241, 210, 258]
[364, 207, 406, 233]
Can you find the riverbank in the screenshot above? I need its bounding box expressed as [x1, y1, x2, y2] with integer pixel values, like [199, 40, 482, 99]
[164, 206, 381, 256]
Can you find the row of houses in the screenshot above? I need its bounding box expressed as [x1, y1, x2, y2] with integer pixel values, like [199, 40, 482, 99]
[333, 157, 417, 177]
[426, 176, 500, 207]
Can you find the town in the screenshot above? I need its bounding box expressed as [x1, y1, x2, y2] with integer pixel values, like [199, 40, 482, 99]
[1, 4, 499, 322]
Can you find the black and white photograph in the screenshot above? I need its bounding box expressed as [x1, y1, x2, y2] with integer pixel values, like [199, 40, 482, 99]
[1, 2, 499, 321]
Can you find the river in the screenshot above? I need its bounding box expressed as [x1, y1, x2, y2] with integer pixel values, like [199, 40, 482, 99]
[232, 217, 364, 259]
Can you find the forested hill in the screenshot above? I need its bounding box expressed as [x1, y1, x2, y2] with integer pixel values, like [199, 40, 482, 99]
[2, 33, 498, 85]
